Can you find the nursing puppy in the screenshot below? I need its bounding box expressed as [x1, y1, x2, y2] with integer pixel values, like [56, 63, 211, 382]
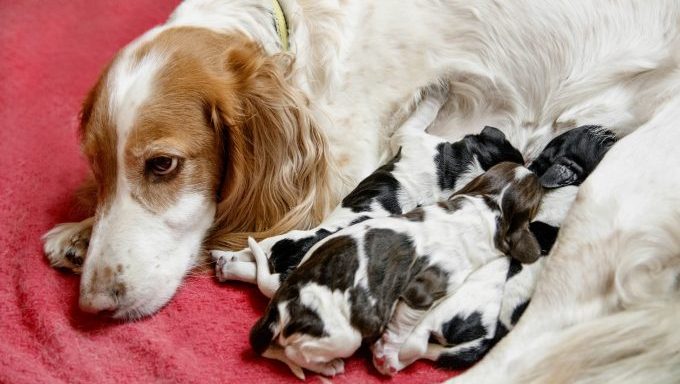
[213, 97, 524, 294]
[372, 125, 617, 374]
[248, 162, 542, 378]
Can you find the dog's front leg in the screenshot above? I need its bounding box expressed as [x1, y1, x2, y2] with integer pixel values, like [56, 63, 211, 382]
[42, 177, 97, 274]
[43, 216, 94, 274]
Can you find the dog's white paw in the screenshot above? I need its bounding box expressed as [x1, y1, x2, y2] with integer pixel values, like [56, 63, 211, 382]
[211, 249, 257, 283]
[42, 217, 94, 274]
[372, 331, 407, 375]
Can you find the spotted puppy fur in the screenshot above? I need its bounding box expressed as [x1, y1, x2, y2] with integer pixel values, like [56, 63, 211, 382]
[248, 162, 543, 378]
[212, 92, 524, 296]
[372, 125, 617, 374]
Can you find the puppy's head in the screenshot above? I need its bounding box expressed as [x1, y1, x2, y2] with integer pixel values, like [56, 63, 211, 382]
[454, 162, 544, 263]
[466, 126, 525, 167]
[250, 286, 358, 378]
[250, 294, 326, 354]
[77, 27, 332, 318]
[529, 125, 616, 188]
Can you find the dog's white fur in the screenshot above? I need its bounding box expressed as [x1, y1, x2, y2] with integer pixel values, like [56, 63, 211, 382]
[42, 0, 680, 377]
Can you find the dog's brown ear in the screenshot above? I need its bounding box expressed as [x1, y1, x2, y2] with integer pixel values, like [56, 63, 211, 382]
[206, 38, 337, 250]
[497, 169, 544, 263]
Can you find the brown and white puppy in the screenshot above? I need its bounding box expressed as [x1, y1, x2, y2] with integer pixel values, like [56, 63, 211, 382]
[248, 162, 542, 378]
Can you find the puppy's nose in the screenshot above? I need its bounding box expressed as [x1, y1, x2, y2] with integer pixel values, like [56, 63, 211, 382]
[79, 292, 118, 314]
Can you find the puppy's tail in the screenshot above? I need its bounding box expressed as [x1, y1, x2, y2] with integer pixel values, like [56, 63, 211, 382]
[248, 237, 280, 298]
[516, 299, 680, 384]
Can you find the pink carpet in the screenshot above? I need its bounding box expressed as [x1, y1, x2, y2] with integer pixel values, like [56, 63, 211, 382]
[0, 1, 456, 383]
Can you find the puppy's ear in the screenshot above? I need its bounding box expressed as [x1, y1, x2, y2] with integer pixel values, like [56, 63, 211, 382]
[402, 266, 449, 309]
[481, 126, 507, 141]
[507, 227, 541, 263]
[498, 169, 544, 263]
[250, 304, 281, 355]
[539, 161, 582, 188]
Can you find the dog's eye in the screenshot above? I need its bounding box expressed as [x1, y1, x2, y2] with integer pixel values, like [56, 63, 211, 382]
[147, 156, 178, 176]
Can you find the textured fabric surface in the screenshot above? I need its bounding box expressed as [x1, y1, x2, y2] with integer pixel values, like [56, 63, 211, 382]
[0, 1, 456, 383]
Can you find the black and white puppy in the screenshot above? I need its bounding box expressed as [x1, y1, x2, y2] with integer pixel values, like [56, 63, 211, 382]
[528, 125, 617, 188]
[372, 125, 617, 374]
[212, 92, 524, 296]
[248, 162, 543, 378]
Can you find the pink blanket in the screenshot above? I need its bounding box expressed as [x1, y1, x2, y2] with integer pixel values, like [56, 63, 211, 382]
[0, 1, 456, 383]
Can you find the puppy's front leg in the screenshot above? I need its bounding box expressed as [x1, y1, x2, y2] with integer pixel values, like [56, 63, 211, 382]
[212, 226, 340, 284]
[372, 302, 428, 375]
[42, 217, 94, 274]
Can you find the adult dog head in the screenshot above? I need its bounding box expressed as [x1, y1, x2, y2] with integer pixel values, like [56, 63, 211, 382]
[77, 26, 335, 318]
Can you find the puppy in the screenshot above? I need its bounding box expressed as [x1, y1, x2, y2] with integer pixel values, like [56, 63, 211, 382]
[372, 125, 617, 374]
[213, 94, 524, 295]
[248, 162, 543, 378]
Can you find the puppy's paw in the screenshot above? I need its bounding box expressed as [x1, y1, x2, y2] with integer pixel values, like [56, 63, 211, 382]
[211, 249, 256, 283]
[309, 358, 345, 377]
[42, 217, 94, 274]
[372, 332, 407, 375]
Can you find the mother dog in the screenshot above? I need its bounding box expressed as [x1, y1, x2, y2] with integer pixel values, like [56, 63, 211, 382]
[43, 1, 680, 379]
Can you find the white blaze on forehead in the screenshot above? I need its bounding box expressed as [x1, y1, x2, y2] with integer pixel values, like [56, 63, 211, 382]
[108, 49, 166, 159]
[107, 47, 167, 199]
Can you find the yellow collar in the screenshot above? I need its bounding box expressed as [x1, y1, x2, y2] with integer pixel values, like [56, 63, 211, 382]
[272, 0, 289, 51]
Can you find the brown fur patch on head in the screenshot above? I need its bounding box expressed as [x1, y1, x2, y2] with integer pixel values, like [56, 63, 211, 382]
[79, 64, 117, 212]
[79, 26, 339, 249]
[453, 162, 544, 263]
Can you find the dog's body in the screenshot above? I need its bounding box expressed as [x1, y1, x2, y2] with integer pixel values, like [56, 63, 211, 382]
[41, 1, 680, 380]
[249, 162, 543, 378]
